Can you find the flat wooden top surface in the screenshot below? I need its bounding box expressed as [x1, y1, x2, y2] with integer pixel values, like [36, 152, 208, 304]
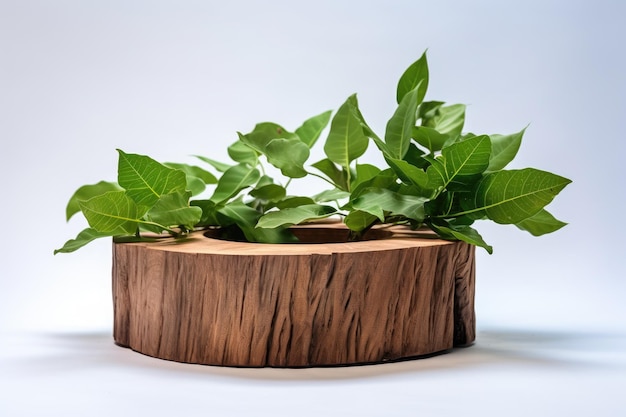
[117, 223, 454, 255]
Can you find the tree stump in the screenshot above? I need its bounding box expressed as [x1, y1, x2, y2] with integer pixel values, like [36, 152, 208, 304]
[112, 223, 475, 367]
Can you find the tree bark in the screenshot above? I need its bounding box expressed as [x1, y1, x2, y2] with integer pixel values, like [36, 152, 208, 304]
[112, 223, 475, 367]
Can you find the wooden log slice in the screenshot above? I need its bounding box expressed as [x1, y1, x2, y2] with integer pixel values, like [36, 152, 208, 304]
[112, 223, 475, 367]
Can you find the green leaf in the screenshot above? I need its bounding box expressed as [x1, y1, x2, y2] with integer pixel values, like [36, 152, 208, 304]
[239, 122, 298, 153]
[194, 155, 231, 173]
[190, 199, 221, 226]
[412, 126, 449, 153]
[404, 142, 430, 169]
[351, 188, 427, 222]
[515, 208, 567, 236]
[255, 175, 274, 188]
[163, 163, 217, 184]
[351, 169, 399, 199]
[257, 204, 337, 229]
[426, 134, 491, 191]
[344, 210, 379, 232]
[346, 95, 388, 155]
[250, 183, 287, 202]
[65, 181, 122, 221]
[264, 138, 310, 178]
[424, 190, 464, 217]
[54, 228, 116, 255]
[79, 191, 145, 234]
[313, 189, 351, 203]
[164, 162, 218, 196]
[273, 196, 316, 209]
[324, 94, 369, 173]
[487, 128, 526, 172]
[351, 163, 381, 190]
[227, 140, 259, 166]
[418, 101, 444, 120]
[311, 158, 349, 191]
[459, 168, 572, 224]
[217, 201, 298, 243]
[117, 150, 187, 207]
[422, 104, 466, 140]
[295, 110, 332, 148]
[428, 222, 493, 254]
[144, 192, 202, 230]
[397, 51, 429, 104]
[210, 164, 260, 204]
[386, 157, 430, 192]
[385, 85, 420, 159]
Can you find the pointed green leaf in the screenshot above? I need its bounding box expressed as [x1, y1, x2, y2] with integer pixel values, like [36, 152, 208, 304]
[194, 155, 231, 173]
[227, 140, 259, 166]
[264, 138, 310, 178]
[404, 142, 430, 169]
[351, 163, 381, 190]
[515, 208, 567, 236]
[144, 192, 202, 229]
[65, 181, 122, 221]
[351, 169, 399, 199]
[239, 122, 298, 153]
[386, 85, 420, 159]
[324, 94, 369, 171]
[185, 176, 207, 197]
[346, 95, 388, 155]
[412, 126, 450, 153]
[459, 168, 572, 224]
[418, 101, 444, 120]
[250, 184, 287, 202]
[54, 228, 116, 254]
[79, 191, 145, 234]
[295, 110, 332, 148]
[218, 201, 298, 243]
[210, 164, 260, 204]
[117, 150, 187, 207]
[422, 104, 466, 140]
[190, 199, 221, 227]
[344, 210, 379, 232]
[311, 158, 349, 191]
[257, 204, 337, 229]
[429, 222, 493, 254]
[163, 163, 217, 184]
[351, 188, 427, 222]
[255, 175, 274, 188]
[487, 128, 526, 172]
[386, 157, 430, 192]
[424, 190, 465, 217]
[273, 196, 316, 209]
[313, 189, 351, 203]
[164, 162, 218, 196]
[397, 51, 429, 104]
[426, 134, 491, 191]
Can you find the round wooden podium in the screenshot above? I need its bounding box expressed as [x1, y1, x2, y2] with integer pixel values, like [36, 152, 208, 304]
[112, 223, 476, 367]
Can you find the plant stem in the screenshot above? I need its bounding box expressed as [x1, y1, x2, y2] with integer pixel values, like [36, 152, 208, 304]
[306, 171, 341, 189]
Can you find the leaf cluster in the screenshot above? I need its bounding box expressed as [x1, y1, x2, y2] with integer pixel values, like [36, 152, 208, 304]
[56, 52, 571, 254]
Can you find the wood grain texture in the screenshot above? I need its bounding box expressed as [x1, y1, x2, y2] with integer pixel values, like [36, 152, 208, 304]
[112, 223, 476, 367]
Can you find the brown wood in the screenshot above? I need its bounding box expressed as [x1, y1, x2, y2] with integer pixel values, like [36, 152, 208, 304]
[112, 223, 476, 367]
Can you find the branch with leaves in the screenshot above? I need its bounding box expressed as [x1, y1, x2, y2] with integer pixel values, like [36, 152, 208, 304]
[56, 51, 570, 255]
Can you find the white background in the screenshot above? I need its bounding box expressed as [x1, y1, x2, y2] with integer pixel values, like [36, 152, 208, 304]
[1, 1, 625, 415]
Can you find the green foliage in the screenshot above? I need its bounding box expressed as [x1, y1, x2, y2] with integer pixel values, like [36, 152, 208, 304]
[257, 204, 337, 229]
[323, 94, 369, 185]
[65, 181, 122, 221]
[385, 85, 421, 159]
[57, 51, 571, 254]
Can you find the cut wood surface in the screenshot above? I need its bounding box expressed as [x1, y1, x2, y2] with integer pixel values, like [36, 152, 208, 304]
[112, 223, 476, 367]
